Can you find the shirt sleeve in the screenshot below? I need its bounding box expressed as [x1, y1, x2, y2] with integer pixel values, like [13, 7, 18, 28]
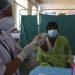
[64, 36, 72, 64]
[0, 54, 6, 75]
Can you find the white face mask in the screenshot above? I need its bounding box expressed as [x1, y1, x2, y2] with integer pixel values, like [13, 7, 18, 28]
[48, 29, 58, 38]
[0, 16, 15, 32]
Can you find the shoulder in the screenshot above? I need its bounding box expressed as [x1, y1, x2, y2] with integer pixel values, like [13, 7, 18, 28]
[58, 35, 68, 41]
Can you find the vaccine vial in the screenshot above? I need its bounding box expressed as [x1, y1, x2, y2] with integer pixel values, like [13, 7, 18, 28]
[37, 33, 47, 46]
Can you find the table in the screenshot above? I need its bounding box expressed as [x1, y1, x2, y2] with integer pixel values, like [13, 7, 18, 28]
[29, 66, 72, 75]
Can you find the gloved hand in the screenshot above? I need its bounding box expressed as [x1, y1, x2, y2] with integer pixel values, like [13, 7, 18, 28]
[33, 33, 47, 46]
[17, 43, 36, 62]
[17, 33, 47, 62]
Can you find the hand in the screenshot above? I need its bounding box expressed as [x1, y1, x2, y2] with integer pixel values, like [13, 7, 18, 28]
[65, 62, 71, 68]
[32, 33, 46, 46]
[17, 43, 35, 62]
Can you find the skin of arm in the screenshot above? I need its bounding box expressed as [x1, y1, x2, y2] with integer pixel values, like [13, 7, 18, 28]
[4, 57, 22, 75]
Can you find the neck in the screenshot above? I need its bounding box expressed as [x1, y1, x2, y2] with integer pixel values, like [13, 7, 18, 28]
[48, 37, 56, 41]
[48, 36, 57, 47]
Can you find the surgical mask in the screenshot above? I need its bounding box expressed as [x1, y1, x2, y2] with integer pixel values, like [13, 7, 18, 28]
[48, 29, 58, 38]
[0, 16, 15, 32]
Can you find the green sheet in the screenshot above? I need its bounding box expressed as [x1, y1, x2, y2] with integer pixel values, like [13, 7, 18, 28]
[20, 15, 38, 48]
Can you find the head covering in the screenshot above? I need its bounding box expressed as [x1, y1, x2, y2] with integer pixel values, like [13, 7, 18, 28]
[0, 16, 15, 32]
[0, 0, 10, 13]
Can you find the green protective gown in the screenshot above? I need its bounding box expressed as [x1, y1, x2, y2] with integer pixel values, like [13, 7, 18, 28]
[36, 35, 72, 67]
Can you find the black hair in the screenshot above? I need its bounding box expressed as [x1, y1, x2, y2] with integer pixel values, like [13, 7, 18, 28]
[1, 4, 12, 17]
[46, 21, 59, 31]
[0, 0, 9, 11]
[0, 0, 12, 17]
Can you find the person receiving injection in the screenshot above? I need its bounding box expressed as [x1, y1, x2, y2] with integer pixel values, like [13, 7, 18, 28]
[33, 21, 72, 68]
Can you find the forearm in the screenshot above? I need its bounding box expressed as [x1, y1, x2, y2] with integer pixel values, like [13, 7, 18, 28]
[66, 49, 72, 64]
[4, 57, 21, 75]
